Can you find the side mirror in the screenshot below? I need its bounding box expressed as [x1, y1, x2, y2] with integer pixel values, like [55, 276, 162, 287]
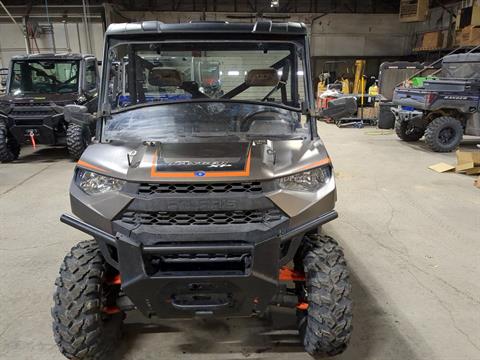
[64, 104, 95, 126]
[97, 60, 102, 66]
[0, 79, 6, 87]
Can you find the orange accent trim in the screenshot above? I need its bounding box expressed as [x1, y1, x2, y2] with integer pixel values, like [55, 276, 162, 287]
[296, 302, 309, 310]
[279, 267, 305, 282]
[103, 306, 122, 315]
[106, 274, 121, 286]
[150, 148, 252, 178]
[300, 157, 331, 171]
[77, 160, 109, 173]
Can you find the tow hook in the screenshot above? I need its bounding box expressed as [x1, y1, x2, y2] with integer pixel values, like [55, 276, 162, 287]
[29, 131, 36, 149]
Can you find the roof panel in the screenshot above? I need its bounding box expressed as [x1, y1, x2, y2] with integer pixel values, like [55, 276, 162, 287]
[105, 21, 307, 36]
[11, 53, 95, 60]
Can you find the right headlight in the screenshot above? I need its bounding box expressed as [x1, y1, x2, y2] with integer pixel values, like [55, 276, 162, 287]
[278, 166, 331, 192]
[76, 168, 125, 195]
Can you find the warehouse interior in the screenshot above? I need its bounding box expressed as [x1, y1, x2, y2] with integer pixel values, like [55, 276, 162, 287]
[0, 1, 479, 360]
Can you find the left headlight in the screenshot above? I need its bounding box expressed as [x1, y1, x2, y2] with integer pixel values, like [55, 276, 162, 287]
[76, 169, 125, 195]
[278, 166, 331, 192]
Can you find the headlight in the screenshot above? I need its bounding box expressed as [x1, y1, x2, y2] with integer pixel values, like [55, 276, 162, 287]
[76, 169, 125, 195]
[278, 166, 331, 192]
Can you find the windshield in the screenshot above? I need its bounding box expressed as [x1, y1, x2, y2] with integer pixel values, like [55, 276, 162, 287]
[103, 102, 307, 143]
[9, 60, 79, 95]
[104, 41, 305, 112]
[441, 61, 480, 79]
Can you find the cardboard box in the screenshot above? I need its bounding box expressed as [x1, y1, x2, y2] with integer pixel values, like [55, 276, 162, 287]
[460, 25, 480, 46]
[455, 150, 480, 173]
[361, 107, 378, 119]
[429, 163, 455, 173]
[422, 31, 444, 48]
[456, 4, 480, 30]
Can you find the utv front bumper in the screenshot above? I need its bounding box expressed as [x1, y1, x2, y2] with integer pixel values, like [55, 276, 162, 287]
[61, 209, 338, 318]
[2, 103, 66, 145]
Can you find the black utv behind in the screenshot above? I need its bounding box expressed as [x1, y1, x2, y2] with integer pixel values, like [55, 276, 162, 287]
[392, 53, 480, 152]
[0, 53, 99, 162]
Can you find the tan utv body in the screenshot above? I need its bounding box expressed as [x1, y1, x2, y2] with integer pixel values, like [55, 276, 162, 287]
[52, 20, 353, 360]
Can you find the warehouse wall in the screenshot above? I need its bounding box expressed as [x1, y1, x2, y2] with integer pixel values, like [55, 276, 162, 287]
[0, 20, 104, 68]
[309, 13, 413, 56]
[0, 10, 419, 68]
[1, 6, 461, 69]
[111, 10, 415, 57]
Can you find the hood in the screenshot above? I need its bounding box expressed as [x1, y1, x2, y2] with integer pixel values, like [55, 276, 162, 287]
[77, 139, 331, 182]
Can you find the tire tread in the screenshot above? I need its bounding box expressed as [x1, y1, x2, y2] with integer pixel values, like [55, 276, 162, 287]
[424, 116, 463, 152]
[52, 240, 121, 360]
[66, 124, 90, 161]
[0, 130, 20, 162]
[299, 234, 353, 358]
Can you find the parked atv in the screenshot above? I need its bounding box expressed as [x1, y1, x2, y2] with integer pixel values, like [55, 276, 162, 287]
[392, 53, 480, 152]
[52, 21, 352, 359]
[0, 53, 99, 162]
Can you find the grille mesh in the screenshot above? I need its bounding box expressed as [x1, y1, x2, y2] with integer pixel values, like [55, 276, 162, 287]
[11, 109, 55, 116]
[138, 182, 262, 195]
[121, 208, 284, 226]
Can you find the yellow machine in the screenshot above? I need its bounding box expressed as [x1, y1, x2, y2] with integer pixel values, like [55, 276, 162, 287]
[352, 59, 366, 94]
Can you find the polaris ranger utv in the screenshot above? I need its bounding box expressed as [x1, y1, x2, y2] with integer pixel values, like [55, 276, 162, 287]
[52, 21, 352, 359]
[0, 53, 99, 161]
[392, 53, 480, 152]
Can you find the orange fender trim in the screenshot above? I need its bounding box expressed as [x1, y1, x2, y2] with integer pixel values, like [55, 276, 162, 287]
[279, 266, 305, 281]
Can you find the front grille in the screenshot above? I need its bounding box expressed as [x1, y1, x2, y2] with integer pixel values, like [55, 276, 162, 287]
[138, 181, 262, 195]
[13, 102, 51, 107]
[121, 208, 284, 226]
[13, 118, 45, 126]
[11, 109, 54, 116]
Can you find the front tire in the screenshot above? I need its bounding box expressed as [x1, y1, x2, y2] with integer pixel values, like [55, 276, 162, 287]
[0, 129, 20, 162]
[66, 123, 91, 161]
[296, 234, 353, 358]
[52, 240, 122, 360]
[424, 116, 463, 152]
[395, 119, 424, 141]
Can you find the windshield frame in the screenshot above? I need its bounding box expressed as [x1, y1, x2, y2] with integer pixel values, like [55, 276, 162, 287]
[98, 34, 317, 141]
[102, 39, 306, 113]
[7, 59, 81, 95]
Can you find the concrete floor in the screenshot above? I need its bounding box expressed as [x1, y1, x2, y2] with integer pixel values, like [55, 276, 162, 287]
[0, 123, 479, 360]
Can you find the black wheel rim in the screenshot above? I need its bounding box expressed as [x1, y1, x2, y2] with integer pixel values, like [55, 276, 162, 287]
[405, 123, 417, 135]
[439, 127, 455, 145]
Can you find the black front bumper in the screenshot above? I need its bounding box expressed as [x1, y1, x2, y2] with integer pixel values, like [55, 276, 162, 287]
[3, 106, 65, 145]
[61, 210, 338, 318]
